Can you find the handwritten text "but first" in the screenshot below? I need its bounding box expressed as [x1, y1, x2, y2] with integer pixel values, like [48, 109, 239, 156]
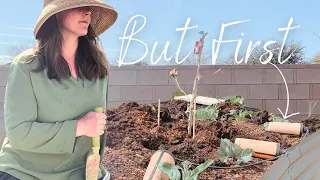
[116, 15, 300, 67]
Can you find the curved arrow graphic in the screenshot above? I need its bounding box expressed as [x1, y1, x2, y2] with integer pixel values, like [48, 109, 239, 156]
[269, 63, 300, 119]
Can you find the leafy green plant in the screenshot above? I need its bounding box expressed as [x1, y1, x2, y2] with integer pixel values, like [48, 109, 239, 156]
[214, 139, 254, 165]
[195, 104, 219, 120]
[223, 96, 244, 107]
[229, 109, 253, 121]
[271, 115, 290, 122]
[157, 159, 214, 180]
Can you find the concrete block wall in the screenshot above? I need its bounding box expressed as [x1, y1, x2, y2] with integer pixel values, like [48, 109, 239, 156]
[106, 64, 320, 122]
[1, 63, 320, 138]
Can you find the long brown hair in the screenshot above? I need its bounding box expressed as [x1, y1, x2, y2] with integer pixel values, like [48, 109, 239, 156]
[29, 14, 109, 83]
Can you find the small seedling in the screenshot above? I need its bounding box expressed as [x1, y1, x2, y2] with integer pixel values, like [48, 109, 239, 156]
[214, 138, 254, 165]
[271, 115, 290, 122]
[229, 109, 253, 121]
[157, 159, 214, 180]
[223, 96, 244, 107]
[196, 104, 219, 120]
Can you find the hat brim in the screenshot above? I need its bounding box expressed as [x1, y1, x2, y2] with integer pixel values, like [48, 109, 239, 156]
[34, 0, 118, 38]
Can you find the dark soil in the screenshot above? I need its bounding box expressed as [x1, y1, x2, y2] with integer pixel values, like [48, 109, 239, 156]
[300, 116, 320, 133]
[249, 110, 270, 125]
[103, 100, 318, 180]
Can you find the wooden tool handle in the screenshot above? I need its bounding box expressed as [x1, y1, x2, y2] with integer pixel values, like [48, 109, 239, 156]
[252, 153, 275, 160]
[93, 107, 104, 148]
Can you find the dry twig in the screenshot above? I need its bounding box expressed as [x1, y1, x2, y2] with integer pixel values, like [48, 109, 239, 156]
[308, 100, 319, 117]
[169, 69, 186, 95]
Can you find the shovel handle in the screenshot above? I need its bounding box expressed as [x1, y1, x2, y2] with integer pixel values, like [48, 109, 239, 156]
[92, 136, 100, 147]
[93, 107, 104, 148]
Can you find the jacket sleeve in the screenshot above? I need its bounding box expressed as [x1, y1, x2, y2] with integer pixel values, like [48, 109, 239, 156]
[4, 61, 78, 154]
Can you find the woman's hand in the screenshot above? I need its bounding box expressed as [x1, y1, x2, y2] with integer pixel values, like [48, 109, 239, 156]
[76, 111, 106, 137]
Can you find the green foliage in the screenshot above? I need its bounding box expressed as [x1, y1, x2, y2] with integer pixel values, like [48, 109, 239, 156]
[156, 162, 181, 180]
[263, 122, 269, 131]
[195, 104, 219, 120]
[228, 110, 237, 116]
[271, 115, 290, 122]
[172, 90, 185, 99]
[223, 96, 244, 107]
[157, 159, 214, 180]
[229, 109, 253, 121]
[214, 139, 254, 165]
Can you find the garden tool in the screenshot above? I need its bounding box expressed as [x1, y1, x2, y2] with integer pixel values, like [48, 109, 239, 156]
[86, 107, 104, 180]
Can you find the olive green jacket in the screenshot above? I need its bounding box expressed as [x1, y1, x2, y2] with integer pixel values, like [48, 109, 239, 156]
[0, 51, 110, 180]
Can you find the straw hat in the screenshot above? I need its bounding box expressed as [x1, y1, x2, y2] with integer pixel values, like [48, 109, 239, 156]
[34, 0, 118, 38]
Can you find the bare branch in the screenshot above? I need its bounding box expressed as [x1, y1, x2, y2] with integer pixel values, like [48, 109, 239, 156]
[5, 41, 36, 57]
[221, 39, 307, 65]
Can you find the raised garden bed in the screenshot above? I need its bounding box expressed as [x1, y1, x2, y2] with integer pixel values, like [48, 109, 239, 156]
[102, 98, 320, 180]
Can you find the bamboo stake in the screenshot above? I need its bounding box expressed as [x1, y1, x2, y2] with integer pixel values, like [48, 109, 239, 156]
[158, 99, 160, 127]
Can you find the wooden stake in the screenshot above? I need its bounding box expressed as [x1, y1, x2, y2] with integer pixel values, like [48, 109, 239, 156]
[192, 94, 197, 139]
[158, 99, 160, 127]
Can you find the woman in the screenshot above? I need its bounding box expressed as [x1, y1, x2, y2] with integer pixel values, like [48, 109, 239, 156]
[0, 0, 118, 180]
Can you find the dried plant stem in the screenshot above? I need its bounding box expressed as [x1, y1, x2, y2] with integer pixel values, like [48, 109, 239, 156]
[158, 99, 160, 126]
[174, 77, 186, 95]
[188, 32, 208, 137]
[188, 78, 196, 135]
